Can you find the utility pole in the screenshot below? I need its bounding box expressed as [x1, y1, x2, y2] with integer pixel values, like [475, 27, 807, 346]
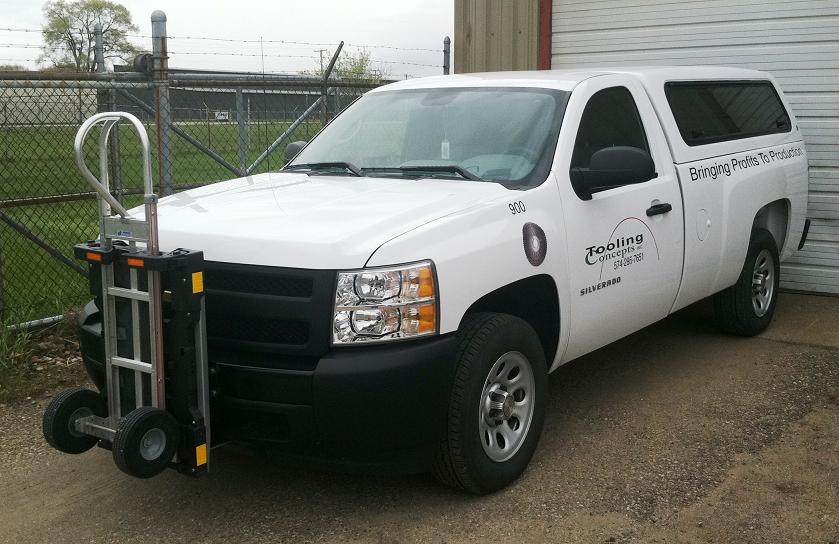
[315, 49, 327, 76]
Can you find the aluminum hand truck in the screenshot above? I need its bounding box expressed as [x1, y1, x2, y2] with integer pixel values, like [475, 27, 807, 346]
[42, 112, 211, 478]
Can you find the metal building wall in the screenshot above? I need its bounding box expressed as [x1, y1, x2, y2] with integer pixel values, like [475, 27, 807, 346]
[454, 0, 540, 73]
[551, 0, 839, 294]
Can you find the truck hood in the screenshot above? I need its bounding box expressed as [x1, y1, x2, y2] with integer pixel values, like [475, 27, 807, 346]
[150, 172, 508, 269]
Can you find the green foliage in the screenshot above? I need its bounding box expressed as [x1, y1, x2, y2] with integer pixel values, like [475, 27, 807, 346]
[310, 49, 388, 82]
[0, 319, 31, 372]
[0, 64, 28, 72]
[40, 0, 139, 72]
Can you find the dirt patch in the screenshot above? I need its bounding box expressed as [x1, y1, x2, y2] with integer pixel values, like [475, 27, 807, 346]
[638, 398, 839, 543]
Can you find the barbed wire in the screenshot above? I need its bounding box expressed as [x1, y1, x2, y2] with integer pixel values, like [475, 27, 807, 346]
[2, 28, 446, 53]
[165, 50, 441, 68]
[170, 51, 319, 60]
[347, 42, 440, 53]
[126, 34, 441, 53]
[0, 28, 444, 70]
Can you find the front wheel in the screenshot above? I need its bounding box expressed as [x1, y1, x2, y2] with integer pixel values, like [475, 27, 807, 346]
[714, 228, 780, 336]
[112, 407, 180, 478]
[433, 313, 547, 494]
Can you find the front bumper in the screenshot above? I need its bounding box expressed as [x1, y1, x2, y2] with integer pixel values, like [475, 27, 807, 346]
[78, 301, 458, 471]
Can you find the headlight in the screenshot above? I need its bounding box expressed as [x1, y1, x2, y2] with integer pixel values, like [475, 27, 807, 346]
[333, 260, 438, 344]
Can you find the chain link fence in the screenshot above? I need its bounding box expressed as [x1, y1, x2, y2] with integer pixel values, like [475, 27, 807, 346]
[0, 46, 386, 326]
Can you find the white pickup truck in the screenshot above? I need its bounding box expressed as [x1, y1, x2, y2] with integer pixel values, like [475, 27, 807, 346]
[76, 66, 810, 493]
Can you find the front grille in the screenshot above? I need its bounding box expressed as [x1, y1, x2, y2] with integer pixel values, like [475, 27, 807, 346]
[202, 262, 335, 366]
[206, 316, 309, 346]
[203, 268, 313, 298]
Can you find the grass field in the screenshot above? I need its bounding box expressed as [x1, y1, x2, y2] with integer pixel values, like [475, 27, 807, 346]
[1, 119, 321, 322]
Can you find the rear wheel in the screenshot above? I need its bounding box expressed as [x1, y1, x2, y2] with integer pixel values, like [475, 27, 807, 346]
[714, 228, 780, 336]
[42, 387, 106, 454]
[433, 313, 547, 494]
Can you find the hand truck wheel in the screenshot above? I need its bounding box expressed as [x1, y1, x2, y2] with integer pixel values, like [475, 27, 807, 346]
[112, 406, 180, 478]
[42, 387, 106, 454]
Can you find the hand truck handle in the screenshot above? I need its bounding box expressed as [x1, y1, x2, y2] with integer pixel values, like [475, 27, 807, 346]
[73, 112, 154, 219]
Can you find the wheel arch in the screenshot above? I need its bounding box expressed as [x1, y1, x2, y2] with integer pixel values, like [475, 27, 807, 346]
[752, 198, 790, 254]
[460, 274, 560, 366]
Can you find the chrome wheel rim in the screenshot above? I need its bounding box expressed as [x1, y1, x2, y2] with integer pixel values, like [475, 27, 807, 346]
[478, 351, 535, 463]
[752, 249, 775, 317]
[139, 428, 166, 461]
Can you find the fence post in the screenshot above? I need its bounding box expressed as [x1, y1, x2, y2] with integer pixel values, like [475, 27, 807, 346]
[443, 36, 451, 75]
[321, 42, 343, 126]
[151, 10, 174, 196]
[0, 242, 6, 316]
[95, 23, 123, 204]
[236, 88, 247, 170]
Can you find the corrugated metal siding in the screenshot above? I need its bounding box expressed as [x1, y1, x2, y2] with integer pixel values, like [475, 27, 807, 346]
[552, 0, 839, 293]
[455, 0, 540, 73]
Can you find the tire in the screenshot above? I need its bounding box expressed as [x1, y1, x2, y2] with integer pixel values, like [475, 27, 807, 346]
[714, 228, 780, 336]
[112, 407, 180, 479]
[433, 312, 547, 494]
[42, 387, 106, 454]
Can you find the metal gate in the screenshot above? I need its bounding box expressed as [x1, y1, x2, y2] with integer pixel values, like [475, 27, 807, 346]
[551, 0, 839, 293]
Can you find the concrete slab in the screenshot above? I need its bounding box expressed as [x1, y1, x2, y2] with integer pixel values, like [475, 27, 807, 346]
[760, 293, 839, 348]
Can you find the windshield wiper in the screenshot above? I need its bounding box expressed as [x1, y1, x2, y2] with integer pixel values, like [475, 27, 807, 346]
[395, 165, 483, 181]
[284, 162, 363, 177]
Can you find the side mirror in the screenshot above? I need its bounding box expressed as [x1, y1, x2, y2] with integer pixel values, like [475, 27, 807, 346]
[570, 146, 657, 201]
[284, 140, 308, 162]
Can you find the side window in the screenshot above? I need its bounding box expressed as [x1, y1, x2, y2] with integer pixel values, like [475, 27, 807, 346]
[570, 86, 650, 170]
[665, 81, 791, 146]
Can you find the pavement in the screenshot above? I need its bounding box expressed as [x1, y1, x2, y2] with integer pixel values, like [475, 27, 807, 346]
[1, 293, 837, 543]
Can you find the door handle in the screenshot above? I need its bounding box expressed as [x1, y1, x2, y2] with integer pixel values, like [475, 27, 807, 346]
[646, 202, 672, 217]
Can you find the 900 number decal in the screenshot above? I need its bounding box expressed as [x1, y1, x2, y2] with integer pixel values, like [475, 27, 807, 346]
[509, 201, 526, 215]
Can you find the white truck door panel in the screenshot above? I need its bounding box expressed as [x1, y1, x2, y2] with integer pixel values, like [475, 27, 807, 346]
[556, 76, 684, 362]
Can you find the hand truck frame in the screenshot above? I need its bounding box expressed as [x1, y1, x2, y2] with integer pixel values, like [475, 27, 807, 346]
[42, 112, 211, 478]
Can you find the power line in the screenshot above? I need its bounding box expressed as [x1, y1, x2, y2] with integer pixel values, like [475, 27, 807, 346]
[0, 27, 41, 33]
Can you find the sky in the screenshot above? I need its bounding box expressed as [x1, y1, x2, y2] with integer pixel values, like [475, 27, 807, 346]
[0, 0, 454, 78]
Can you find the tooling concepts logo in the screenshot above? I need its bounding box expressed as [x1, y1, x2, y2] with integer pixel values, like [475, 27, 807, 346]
[585, 233, 644, 265]
[585, 217, 660, 280]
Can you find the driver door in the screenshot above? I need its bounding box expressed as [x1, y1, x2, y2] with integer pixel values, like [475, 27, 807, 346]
[557, 75, 685, 361]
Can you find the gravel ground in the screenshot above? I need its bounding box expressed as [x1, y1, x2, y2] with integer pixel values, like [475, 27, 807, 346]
[1, 294, 837, 543]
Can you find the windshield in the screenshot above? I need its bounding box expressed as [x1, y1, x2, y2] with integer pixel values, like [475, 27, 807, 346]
[288, 87, 569, 188]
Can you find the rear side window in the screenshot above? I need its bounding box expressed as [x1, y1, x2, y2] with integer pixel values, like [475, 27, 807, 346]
[665, 81, 791, 146]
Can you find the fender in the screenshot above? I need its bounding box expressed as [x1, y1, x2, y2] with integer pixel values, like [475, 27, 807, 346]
[366, 180, 573, 372]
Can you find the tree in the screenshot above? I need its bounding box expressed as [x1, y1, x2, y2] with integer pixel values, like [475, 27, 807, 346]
[310, 49, 388, 82]
[0, 64, 28, 71]
[40, 0, 138, 72]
